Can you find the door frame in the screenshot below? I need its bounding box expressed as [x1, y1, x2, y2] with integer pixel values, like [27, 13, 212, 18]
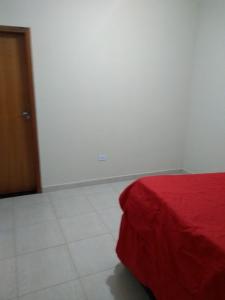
[0, 25, 42, 193]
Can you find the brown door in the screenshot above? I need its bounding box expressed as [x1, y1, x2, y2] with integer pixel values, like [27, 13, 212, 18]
[0, 26, 41, 196]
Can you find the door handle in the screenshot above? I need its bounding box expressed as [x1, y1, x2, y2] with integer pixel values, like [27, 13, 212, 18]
[21, 111, 31, 120]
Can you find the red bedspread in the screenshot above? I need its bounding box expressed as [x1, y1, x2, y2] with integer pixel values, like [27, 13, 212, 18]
[116, 173, 225, 300]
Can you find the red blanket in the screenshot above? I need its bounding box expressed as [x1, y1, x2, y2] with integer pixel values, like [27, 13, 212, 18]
[116, 173, 225, 300]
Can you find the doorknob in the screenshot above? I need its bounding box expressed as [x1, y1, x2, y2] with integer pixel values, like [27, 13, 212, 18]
[21, 111, 31, 120]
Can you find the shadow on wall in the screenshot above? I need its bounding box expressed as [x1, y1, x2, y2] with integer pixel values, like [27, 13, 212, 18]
[106, 263, 155, 300]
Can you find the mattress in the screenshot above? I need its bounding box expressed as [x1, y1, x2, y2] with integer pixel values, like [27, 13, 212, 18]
[116, 173, 225, 300]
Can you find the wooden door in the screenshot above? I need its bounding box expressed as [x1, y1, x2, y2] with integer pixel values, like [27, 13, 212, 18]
[0, 26, 41, 196]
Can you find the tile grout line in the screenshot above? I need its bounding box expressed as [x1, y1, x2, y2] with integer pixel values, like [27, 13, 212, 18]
[12, 199, 19, 300]
[11, 184, 125, 299]
[0, 252, 15, 262]
[14, 243, 66, 258]
[8, 208, 121, 260]
[92, 183, 122, 239]
[17, 265, 117, 299]
[13, 197, 67, 258]
[17, 278, 80, 299]
[47, 194, 89, 300]
[48, 189, 121, 300]
[85, 189, 121, 249]
[10, 232, 114, 260]
[48, 184, 120, 243]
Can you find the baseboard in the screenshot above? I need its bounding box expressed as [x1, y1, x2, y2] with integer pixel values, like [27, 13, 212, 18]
[181, 168, 191, 174]
[42, 169, 187, 193]
[182, 168, 196, 174]
[182, 169, 225, 175]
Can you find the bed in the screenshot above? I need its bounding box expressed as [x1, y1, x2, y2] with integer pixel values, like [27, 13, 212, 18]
[116, 173, 225, 300]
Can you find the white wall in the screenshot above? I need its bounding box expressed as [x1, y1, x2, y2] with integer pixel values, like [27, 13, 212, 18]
[184, 0, 225, 173]
[0, 0, 198, 188]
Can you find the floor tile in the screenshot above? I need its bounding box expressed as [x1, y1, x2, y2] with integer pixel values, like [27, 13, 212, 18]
[13, 194, 49, 209]
[0, 181, 152, 300]
[0, 198, 13, 209]
[82, 265, 149, 300]
[17, 245, 77, 296]
[87, 191, 119, 212]
[0, 258, 17, 300]
[111, 181, 133, 193]
[50, 194, 93, 218]
[47, 187, 86, 201]
[19, 280, 86, 300]
[99, 207, 122, 235]
[60, 213, 108, 242]
[14, 198, 55, 228]
[16, 221, 65, 255]
[0, 229, 15, 260]
[84, 184, 115, 195]
[69, 234, 118, 277]
[111, 230, 120, 242]
[0, 200, 14, 231]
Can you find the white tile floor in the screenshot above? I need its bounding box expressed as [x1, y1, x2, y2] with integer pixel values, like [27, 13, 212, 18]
[0, 181, 150, 300]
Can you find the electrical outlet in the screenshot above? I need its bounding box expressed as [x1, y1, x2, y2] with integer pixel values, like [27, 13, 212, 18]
[98, 154, 107, 161]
